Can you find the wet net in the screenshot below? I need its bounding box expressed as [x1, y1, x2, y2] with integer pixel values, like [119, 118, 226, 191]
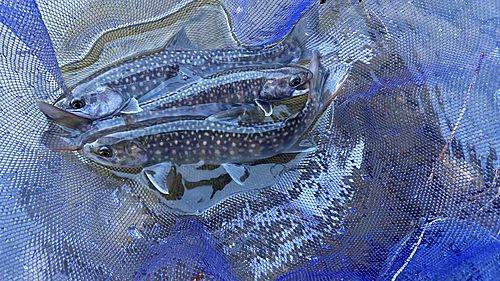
[1, 0, 500, 280]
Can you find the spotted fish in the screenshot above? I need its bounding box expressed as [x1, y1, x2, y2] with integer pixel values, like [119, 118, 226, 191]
[140, 65, 312, 116]
[81, 51, 341, 193]
[54, 64, 181, 120]
[39, 102, 248, 152]
[50, 3, 338, 121]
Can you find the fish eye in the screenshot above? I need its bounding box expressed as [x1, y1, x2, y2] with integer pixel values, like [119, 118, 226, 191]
[98, 146, 112, 157]
[70, 98, 85, 109]
[289, 75, 301, 87]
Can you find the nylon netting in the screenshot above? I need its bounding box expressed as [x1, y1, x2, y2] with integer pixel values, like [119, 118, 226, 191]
[1, 0, 500, 280]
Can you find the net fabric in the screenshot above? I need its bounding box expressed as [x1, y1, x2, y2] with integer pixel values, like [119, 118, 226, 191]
[1, 0, 500, 280]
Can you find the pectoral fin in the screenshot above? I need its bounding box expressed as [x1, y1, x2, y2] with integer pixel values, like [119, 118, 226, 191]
[207, 106, 247, 122]
[254, 99, 273, 116]
[120, 98, 143, 114]
[142, 162, 176, 194]
[221, 163, 248, 185]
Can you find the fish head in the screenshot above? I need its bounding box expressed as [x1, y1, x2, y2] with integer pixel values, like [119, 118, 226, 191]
[261, 67, 312, 100]
[83, 138, 149, 167]
[55, 85, 124, 120]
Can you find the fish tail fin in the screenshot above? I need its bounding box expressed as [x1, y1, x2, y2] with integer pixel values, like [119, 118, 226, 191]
[41, 131, 81, 151]
[307, 50, 328, 103]
[165, 26, 200, 51]
[309, 50, 322, 92]
[320, 62, 351, 108]
[37, 101, 92, 132]
[284, 2, 340, 63]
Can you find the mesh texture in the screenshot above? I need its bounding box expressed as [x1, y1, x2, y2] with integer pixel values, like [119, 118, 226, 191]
[1, 0, 500, 280]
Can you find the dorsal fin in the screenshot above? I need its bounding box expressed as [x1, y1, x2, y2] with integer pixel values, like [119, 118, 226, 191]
[165, 27, 200, 51]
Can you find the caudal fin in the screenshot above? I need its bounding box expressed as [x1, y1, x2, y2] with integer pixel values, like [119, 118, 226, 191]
[284, 2, 340, 63]
[319, 62, 350, 108]
[37, 101, 92, 132]
[41, 131, 81, 151]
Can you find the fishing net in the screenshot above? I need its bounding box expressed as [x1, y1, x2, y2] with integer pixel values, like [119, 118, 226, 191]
[1, 0, 500, 280]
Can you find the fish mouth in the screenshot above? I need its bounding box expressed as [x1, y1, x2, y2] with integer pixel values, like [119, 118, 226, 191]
[297, 82, 309, 91]
[41, 130, 82, 151]
[290, 78, 311, 97]
[291, 87, 310, 97]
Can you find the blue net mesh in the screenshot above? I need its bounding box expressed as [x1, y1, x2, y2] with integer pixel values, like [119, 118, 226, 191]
[1, 0, 500, 280]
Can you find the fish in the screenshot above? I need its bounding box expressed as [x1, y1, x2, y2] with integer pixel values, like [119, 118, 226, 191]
[50, 2, 338, 121]
[81, 51, 338, 193]
[38, 101, 244, 151]
[139, 65, 312, 117]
